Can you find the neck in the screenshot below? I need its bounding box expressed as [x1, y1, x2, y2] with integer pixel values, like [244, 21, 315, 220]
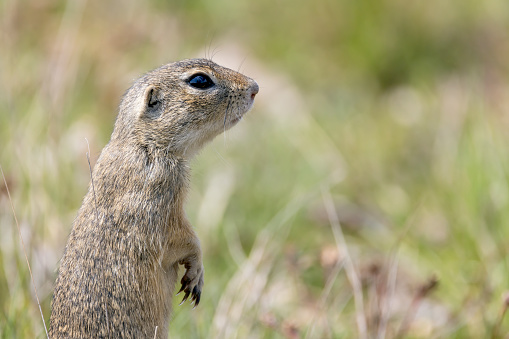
[92, 139, 190, 214]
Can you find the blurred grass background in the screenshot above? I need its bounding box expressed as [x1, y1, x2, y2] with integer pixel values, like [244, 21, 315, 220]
[1, 0, 509, 338]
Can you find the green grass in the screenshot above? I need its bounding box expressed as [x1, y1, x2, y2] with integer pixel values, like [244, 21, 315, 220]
[2, 0, 509, 338]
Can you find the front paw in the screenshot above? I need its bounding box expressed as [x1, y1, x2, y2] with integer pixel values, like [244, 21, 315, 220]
[177, 262, 204, 307]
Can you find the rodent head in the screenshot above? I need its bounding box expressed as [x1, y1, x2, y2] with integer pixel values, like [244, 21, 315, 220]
[112, 58, 259, 158]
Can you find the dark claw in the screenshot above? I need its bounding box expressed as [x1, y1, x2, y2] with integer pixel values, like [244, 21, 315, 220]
[177, 284, 185, 295]
[191, 286, 201, 308]
[180, 290, 190, 305]
[193, 291, 201, 308]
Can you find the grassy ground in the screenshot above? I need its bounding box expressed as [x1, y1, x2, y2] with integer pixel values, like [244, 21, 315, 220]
[1, 0, 509, 338]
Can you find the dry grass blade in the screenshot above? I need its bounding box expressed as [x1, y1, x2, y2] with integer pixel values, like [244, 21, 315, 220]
[304, 257, 345, 339]
[321, 186, 367, 339]
[85, 138, 100, 228]
[376, 257, 399, 339]
[1, 165, 49, 339]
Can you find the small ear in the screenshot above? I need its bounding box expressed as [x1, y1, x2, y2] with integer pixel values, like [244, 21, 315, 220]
[143, 85, 163, 118]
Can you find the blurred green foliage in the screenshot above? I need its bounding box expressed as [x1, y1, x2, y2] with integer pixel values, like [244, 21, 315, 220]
[1, 0, 509, 338]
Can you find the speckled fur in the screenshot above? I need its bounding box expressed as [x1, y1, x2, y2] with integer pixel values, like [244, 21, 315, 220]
[49, 59, 258, 338]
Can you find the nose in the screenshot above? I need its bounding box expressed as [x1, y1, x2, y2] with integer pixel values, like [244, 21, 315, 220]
[250, 81, 259, 100]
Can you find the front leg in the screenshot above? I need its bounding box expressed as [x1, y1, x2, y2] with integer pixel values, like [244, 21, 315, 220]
[177, 237, 204, 307]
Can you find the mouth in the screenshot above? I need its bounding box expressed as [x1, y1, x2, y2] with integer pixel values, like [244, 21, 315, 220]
[229, 115, 243, 125]
[223, 98, 253, 130]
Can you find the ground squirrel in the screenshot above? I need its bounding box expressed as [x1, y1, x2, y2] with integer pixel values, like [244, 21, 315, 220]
[49, 58, 259, 338]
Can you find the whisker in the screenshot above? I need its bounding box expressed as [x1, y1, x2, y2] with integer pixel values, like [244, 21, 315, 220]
[237, 56, 247, 73]
[223, 97, 232, 146]
[206, 35, 215, 61]
[211, 46, 221, 61]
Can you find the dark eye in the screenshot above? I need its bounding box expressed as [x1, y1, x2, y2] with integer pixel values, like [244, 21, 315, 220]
[188, 74, 214, 89]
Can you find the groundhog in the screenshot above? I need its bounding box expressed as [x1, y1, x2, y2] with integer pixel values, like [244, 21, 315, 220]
[49, 58, 259, 338]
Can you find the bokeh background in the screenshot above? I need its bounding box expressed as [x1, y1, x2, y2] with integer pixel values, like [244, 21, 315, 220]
[2, 0, 509, 338]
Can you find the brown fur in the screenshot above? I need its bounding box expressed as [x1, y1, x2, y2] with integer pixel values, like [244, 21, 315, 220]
[49, 59, 258, 338]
